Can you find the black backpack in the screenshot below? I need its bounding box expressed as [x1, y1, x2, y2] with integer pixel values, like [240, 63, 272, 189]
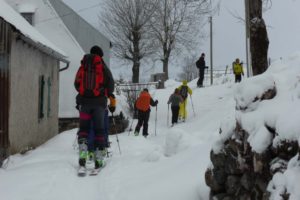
[196, 60, 200, 69]
[180, 86, 188, 100]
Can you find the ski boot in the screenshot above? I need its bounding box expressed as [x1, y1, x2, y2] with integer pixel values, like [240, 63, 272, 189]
[78, 139, 88, 167]
[94, 148, 105, 169]
[77, 139, 88, 176]
[89, 151, 95, 160]
[134, 130, 139, 136]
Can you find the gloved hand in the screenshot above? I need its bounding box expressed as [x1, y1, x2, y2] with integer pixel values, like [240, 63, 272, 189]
[108, 106, 115, 113]
[155, 100, 158, 106]
[109, 93, 115, 99]
[108, 93, 116, 113]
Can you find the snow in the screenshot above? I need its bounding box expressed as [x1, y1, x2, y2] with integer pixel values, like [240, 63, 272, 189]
[0, 0, 66, 57]
[0, 74, 235, 200]
[17, 3, 36, 13]
[2, 51, 300, 199]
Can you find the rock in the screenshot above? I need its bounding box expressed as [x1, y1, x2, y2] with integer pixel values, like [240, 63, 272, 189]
[238, 192, 251, 200]
[224, 153, 242, 175]
[210, 193, 234, 200]
[240, 172, 254, 191]
[255, 177, 269, 194]
[205, 168, 225, 193]
[211, 151, 227, 168]
[270, 157, 288, 174]
[272, 140, 299, 160]
[225, 175, 241, 195]
[213, 168, 227, 185]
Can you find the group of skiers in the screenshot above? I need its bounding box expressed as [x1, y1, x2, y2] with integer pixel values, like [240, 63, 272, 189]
[133, 79, 193, 136]
[73, 47, 243, 173]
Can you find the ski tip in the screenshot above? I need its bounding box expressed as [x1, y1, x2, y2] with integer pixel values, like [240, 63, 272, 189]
[89, 170, 100, 176]
[77, 167, 87, 177]
[77, 172, 87, 177]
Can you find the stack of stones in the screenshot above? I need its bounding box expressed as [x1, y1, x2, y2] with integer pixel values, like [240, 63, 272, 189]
[205, 87, 298, 200]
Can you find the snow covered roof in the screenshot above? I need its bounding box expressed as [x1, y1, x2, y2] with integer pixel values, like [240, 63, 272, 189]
[17, 3, 36, 13]
[0, 0, 67, 59]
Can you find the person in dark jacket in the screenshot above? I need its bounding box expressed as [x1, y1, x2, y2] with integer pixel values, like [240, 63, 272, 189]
[196, 53, 208, 87]
[74, 45, 115, 169]
[134, 88, 158, 137]
[167, 88, 183, 126]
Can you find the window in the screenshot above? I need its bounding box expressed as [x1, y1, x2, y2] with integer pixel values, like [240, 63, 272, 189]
[38, 75, 45, 120]
[47, 77, 51, 117]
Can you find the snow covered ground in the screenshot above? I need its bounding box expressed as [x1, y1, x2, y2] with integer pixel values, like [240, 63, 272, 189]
[1, 52, 300, 200]
[0, 74, 236, 200]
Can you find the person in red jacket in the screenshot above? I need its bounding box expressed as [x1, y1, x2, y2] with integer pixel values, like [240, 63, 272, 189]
[74, 45, 114, 171]
[134, 88, 158, 137]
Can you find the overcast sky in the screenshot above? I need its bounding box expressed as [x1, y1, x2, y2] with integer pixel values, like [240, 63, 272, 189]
[62, 0, 300, 75]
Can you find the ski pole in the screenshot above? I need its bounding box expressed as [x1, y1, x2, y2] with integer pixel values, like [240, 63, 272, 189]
[72, 133, 78, 150]
[167, 103, 170, 126]
[184, 100, 186, 122]
[190, 95, 196, 117]
[128, 118, 134, 136]
[155, 105, 158, 136]
[112, 113, 122, 155]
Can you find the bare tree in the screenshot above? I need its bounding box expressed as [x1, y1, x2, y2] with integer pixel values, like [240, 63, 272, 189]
[249, 0, 269, 75]
[101, 0, 158, 83]
[178, 55, 199, 81]
[150, 0, 212, 80]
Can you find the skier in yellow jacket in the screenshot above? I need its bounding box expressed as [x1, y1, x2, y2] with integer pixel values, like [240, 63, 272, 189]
[232, 58, 244, 83]
[177, 80, 192, 121]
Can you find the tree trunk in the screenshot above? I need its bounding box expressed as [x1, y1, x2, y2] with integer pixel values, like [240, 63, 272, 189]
[249, 0, 269, 75]
[132, 61, 140, 83]
[163, 57, 169, 80]
[131, 30, 141, 83]
[162, 43, 170, 80]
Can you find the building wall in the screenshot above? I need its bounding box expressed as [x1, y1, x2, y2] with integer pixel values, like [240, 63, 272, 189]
[9, 35, 59, 153]
[0, 19, 11, 164]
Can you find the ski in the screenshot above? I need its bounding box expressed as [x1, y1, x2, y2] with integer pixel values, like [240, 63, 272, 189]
[77, 166, 87, 177]
[89, 168, 101, 176]
[77, 149, 112, 177]
[89, 158, 109, 176]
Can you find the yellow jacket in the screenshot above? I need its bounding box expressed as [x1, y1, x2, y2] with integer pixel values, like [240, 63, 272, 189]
[232, 62, 244, 75]
[177, 84, 192, 100]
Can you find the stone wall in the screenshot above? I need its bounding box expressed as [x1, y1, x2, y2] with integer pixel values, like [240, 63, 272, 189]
[204, 86, 298, 200]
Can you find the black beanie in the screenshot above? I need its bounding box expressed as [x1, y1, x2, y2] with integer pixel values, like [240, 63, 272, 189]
[90, 45, 104, 57]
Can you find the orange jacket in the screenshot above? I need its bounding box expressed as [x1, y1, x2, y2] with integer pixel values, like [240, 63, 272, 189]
[135, 91, 157, 112]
